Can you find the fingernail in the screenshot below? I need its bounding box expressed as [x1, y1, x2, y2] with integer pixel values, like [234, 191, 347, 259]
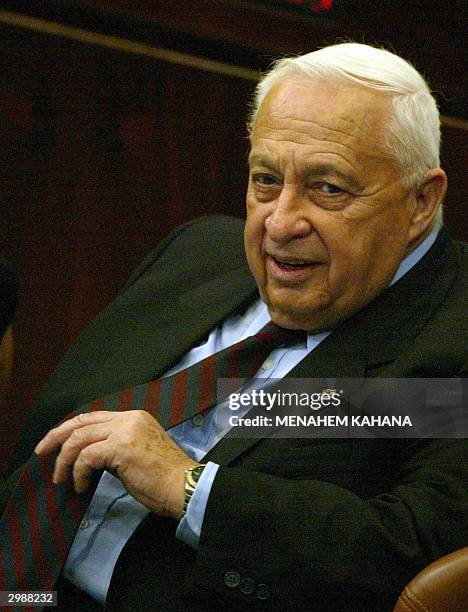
[34, 441, 43, 454]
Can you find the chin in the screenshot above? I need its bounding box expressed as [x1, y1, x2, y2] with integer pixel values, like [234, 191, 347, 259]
[264, 287, 356, 332]
[268, 312, 303, 330]
[266, 302, 324, 331]
[263, 286, 326, 319]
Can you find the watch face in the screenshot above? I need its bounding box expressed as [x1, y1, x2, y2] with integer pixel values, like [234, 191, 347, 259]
[187, 465, 206, 488]
[192, 465, 205, 482]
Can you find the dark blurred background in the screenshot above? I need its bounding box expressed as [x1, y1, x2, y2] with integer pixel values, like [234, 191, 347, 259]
[0, 0, 466, 468]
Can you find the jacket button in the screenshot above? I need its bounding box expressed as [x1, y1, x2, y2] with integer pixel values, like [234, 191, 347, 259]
[224, 571, 241, 588]
[239, 577, 255, 595]
[256, 583, 271, 600]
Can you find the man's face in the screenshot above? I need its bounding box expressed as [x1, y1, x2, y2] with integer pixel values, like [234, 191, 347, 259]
[245, 80, 421, 331]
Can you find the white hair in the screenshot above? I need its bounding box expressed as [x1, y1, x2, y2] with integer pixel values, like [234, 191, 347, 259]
[249, 43, 443, 227]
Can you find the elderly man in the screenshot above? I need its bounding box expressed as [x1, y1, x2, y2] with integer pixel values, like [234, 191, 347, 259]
[1, 43, 466, 611]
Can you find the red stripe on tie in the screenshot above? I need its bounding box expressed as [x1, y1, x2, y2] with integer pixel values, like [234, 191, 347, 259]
[89, 396, 106, 412]
[22, 466, 54, 589]
[3, 496, 27, 590]
[143, 380, 161, 417]
[118, 387, 135, 412]
[39, 455, 70, 569]
[255, 323, 274, 343]
[226, 340, 242, 380]
[198, 354, 216, 413]
[168, 368, 188, 427]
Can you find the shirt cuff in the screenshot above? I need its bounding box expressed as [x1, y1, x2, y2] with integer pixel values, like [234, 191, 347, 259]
[175, 461, 219, 549]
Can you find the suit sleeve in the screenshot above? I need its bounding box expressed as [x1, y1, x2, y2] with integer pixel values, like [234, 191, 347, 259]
[186, 437, 467, 611]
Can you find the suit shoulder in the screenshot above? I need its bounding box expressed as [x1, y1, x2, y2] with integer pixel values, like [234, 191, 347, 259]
[166, 215, 246, 252]
[124, 215, 246, 290]
[452, 238, 468, 275]
[444, 237, 468, 301]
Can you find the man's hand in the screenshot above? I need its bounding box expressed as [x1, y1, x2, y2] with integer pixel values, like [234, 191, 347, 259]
[34, 411, 198, 520]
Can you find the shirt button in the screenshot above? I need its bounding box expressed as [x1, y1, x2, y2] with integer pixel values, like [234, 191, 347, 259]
[262, 359, 274, 370]
[256, 583, 271, 600]
[224, 571, 241, 588]
[192, 413, 204, 427]
[79, 516, 90, 529]
[239, 577, 256, 595]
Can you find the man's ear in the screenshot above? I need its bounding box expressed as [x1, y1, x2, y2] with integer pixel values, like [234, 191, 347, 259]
[408, 168, 447, 242]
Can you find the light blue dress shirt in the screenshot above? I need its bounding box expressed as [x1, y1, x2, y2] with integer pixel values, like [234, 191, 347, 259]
[63, 228, 438, 604]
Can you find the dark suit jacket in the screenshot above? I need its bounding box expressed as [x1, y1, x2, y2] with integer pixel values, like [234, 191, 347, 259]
[2, 216, 468, 611]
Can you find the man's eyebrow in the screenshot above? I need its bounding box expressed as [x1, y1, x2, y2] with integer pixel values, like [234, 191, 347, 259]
[303, 163, 362, 190]
[248, 154, 277, 170]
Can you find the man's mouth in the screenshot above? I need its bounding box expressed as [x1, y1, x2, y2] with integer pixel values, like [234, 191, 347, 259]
[266, 255, 322, 283]
[273, 258, 314, 269]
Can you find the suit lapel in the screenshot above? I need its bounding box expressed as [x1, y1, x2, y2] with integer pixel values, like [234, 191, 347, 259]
[142, 265, 259, 380]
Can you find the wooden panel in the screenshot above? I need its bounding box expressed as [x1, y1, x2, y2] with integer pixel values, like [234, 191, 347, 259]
[0, 23, 254, 467]
[441, 125, 468, 241]
[62, 0, 468, 99]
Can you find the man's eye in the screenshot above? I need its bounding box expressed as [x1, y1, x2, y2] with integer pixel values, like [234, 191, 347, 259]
[252, 173, 278, 186]
[317, 183, 343, 195]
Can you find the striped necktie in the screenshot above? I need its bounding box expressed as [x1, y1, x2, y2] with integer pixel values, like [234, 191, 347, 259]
[0, 321, 304, 610]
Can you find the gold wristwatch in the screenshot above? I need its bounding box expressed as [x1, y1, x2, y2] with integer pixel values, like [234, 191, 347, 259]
[182, 464, 207, 518]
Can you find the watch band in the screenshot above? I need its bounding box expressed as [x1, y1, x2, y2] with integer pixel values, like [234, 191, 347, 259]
[182, 464, 207, 518]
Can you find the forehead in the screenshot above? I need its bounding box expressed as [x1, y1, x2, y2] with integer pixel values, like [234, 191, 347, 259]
[250, 79, 392, 164]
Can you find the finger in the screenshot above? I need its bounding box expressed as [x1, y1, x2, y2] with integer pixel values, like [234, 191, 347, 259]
[35, 411, 116, 455]
[52, 423, 110, 484]
[72, 441, 112, 494]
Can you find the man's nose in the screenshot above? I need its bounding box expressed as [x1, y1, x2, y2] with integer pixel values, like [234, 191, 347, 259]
[265, 187, 312, 242]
